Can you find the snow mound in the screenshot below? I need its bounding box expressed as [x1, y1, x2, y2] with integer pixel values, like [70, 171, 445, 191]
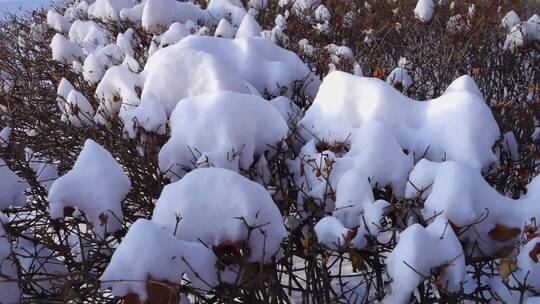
[300, 71, 499, 170]
[385, 217, 465, 303]
[100, 219, 218, 300]
[414, 0, 434, 23]
[50, 33, 83, 64]
[88, 0, 135, 21]
[235, 13, 262, 38]
[137, 0, 246, 33]
[406, 159, 540, 256]
[158, 91, 288, 179]
[142, 36, 318, 112]
[48, 139, 131, 235]
[102, 36, 318, 129]
[314, 216, 350, 248]
[501, 10, 520, 30]
[504, 14, 540, 51]
[152, 167, 287, 264]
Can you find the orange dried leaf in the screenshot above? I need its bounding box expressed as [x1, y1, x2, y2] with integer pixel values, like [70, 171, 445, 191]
[488, 224, 521, 242]
[373, 68, 384, 79]
[499, 258, 517, 280]
[124, 293, 142, 304]
[349, 250, 366, 272]
[529, 242, 540, 263]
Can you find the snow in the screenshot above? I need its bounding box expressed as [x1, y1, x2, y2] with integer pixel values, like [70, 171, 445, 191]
[151, 167, 287, 264]
[235, 13, 262, 38]
[63, 90, 95, 127]
[385, 217, 465, 304]
[14, 237, 67, 293]
[300, 71, 500, 170]
[138, 0, 246, 33]
[504, 14, 540, 51]
[50, 33, 83, 64]
[340, 125, 409, 179]
[7, 0, 540, 300]
[82, 44, 124, 84]
[68, 20, 109, 54]
[314, 216, 350, 248]
[57, 79, 95, 126]
[100, 219, 218, 300]
[0, 158, 28, 210]
[503, 131, 519, 161]
[106, 35, 318, 132]
[48, 139, 131, 235]
[314, 4, 330, 23]
[406, 159, 540, 256]
[158, 91, 288, 178]
[322, 121, 408, 242]
[501, 10, 520, 29]
[144, 36, 319, 106]
[0, 212, 20, 303]
[94, 64, 143, 124]
[47, 10, 71, 33]
[513, 238, 540, 294]
[25, 148, 59, 191]
[88, 0, 135, 21]
[414, 0, 434, 22]
[386, 67, 413, 89]
[0, 126, 10, 147]
[215, 18, 237, 38]
[160, 22, 190, 47]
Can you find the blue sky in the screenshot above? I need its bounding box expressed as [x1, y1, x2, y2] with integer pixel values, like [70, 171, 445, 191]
[0, 0, 53, 15]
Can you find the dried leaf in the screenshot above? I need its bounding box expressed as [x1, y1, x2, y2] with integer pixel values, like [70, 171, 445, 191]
[499, 258, 517, 280]
[373, 68, 384, 80]
[349, 250, 366, 272]
[124, 293, 142, 304]
[303, 233, 313, 256]
[98, 212, 108, 226]
[529, 242, 540, 263]
[488, 224, 521, 242]
[345, 228, 357, 242]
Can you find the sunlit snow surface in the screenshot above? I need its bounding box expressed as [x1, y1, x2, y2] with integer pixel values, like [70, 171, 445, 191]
[0, 0, 53, 14]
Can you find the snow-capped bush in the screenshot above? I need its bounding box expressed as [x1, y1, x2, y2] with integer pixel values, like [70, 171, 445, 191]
[0, 0, 539, 302]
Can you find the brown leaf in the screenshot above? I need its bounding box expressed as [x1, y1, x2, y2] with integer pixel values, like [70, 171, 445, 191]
[435, 265, 448, 290]
[324, 158, 334, 168]
[488, 224, 521, 242]
[212, 240, 244, 265]
[372, 68, 384, 80]
[499, 258, 517, 280]
[99, 212, 108, 226]
[303, 233, 313, 256]
[349, 250, 366, 272]
[529, 242, 540, 263]
[345, 228, 357, 243]
[124, 293, 142, 304]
